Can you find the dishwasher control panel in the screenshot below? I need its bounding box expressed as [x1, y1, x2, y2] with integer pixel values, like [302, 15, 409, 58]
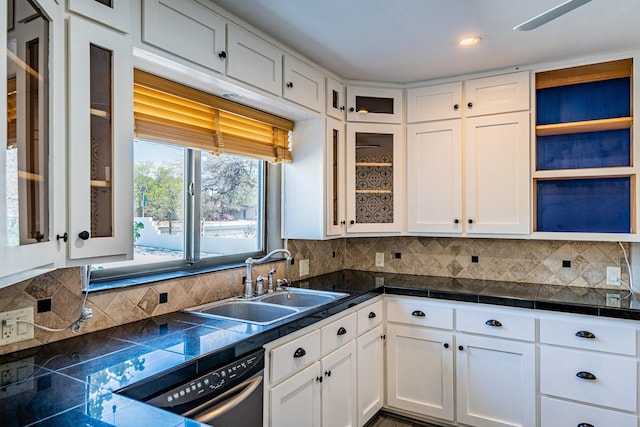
[147, 349, 264, 409]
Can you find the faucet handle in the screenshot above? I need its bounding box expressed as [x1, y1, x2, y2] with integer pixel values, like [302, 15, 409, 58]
[256, 276, 265, 296]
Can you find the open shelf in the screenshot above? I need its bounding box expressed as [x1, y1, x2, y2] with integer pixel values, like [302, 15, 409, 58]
[90, 179, 112, 188]
[355, 162, 393, 167]
[90, 108, 111, 120]
[536, 117, 632, 136]
[355, 189, 392, 194]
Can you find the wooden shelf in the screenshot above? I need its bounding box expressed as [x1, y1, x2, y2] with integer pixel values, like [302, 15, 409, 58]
[90, 179, 112, 188]
[536, 117, 632, 137]
[355, 162, 393, 167]
[90, 108, 111, 120]
[536, 58, 632, 89]
[18, 171, 44, 182]
[355, 189, 392, 194]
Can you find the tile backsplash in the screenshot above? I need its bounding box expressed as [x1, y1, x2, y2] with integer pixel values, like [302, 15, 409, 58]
[0, 237, 630, 354]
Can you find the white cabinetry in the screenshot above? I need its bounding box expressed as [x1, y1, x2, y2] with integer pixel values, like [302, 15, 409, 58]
[326, 118, 347, 237]
[464, 71, 530, 117]
[326, 77, 346, 120]
[141, 0, 226, 74]
[67, 16, 133, 261]
[68, 0, 130, 33]
[271, 361, 322, 427]
[406, 82, 462, 123]
[356, 299, 384, 426]
[226, 24, 282, 96]
[346, 86, 403, 123]
[283, 55, 324, 113]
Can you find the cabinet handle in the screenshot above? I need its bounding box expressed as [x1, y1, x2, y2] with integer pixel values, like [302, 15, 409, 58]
[577, 424, 595, 427]
[78, 231, 90, 240]
[368, 312, 376, 319]
[576, 371, 597, 381]
[381, 334, 386, 340]
[286, 82, 294, 88]
[454, 219, 459, 224]
[325, 370, 331, 377]
[444, 343, 449, 349]
[467, 102, 473, 108]
[453, 104, 459, 110]
[293, 348, 306, 358]
[340, 220, 346, 225]
[575, 330, 596, 339]
[468, 219, 474, 224]
[411, 310, 426, 317]
[218, 51, 227, 59]
[485, 319, 503, 327]
[458, 345, 464, 351]
[316, 376, 323, 383]
[337, 327, 347, 336]
[340, 106, 345, 111]
[56, 232, 68, 243]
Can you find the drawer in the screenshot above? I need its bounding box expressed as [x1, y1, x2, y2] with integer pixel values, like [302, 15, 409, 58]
[540, 316, 637, 356]
[541, 396, 637, 427]
[270, 329, 321, 385]
[540, 346, 637, 412]
[321, 313, 357, 356]
[456, 306, 535, 341]
[386, 297, 453, 329]
[357, 300, 383, 334]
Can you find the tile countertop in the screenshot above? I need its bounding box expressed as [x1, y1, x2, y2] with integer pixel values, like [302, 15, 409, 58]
[1, 269, 639, 426]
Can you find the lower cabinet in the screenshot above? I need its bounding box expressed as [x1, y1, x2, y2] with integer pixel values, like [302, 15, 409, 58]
[356, 324, 385, 426]
[271, 362, 322, 427]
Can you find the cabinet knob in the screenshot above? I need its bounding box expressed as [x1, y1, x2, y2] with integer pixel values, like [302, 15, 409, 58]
[293, 347, 306, 358]
[444, 343, 449, 349]
[577, 424, 595, 427]
[218, 51, 227, 59]
[337, 326, 347, 336]
[286, 82, 294, 88]
[454, 219, 459, 224]
[349, 107, 355, 112]
[324, 370, 331, 377]
[576, 371, 597, 381]
[485, 319, 503, 327]
[458, 345, 464, 351]
[56, 232, 69, 243]
[453, 104, 459, 110]
[78, 231, 90, 240]
[350, 220, 355, 225]
[467, 102, 473, 108]
[411, 310, 426, 317]
[575, 330, 596, 339]
[468, 219, 474, 224]
[368, 312, 376, 319]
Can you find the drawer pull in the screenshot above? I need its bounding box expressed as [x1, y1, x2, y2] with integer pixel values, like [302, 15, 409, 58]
[576, 371, 597, 381]
[577, 424, 595, 427]
[293, 348, 306, 358]
[575, 330, 596, 339]
[325, 370, 331, 377]
[412, 310, 426, 317]
[485, 319, 502, 327]
[337, 327, 347, 336]
[368, 312, 377, 319]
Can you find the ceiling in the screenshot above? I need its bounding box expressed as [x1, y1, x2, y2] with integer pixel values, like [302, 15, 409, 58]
[207, 0, 640, 84]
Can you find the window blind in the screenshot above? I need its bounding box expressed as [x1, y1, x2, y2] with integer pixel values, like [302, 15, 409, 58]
[133, 70, 294, 163]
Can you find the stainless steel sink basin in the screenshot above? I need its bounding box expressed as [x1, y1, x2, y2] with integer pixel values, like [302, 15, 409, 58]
[187, 300, 298, 325]
[185, 288, 349, 325]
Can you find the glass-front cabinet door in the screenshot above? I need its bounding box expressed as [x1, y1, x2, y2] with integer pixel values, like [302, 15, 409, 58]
[346, 123, 402, 233]
[326, 118, 345, 236]
[68, 16, 133, 261]
[1, 0, 62, 286]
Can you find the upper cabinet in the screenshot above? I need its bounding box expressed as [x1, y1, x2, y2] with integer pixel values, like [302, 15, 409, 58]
[283, 55, 325, 113]
[533, 58, 636, 238]
[346, 86, 403, 123]
[407, 82, 462, 123]
[326, 77, 346, 120]
[67, 0, 130, 33]
[67, 16, 133, 261]
[1, 0, 63, 286]
[141, 0, 226, 74]
[464, 71, 530, 117]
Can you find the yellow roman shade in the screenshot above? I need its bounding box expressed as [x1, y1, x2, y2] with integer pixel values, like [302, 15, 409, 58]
[133, 70, 294, 163]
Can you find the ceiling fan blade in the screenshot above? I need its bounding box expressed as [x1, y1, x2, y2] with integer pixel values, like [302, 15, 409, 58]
[513, 0, 592, 31]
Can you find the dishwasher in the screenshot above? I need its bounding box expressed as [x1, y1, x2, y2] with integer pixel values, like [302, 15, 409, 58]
[142, 348, 264, 426]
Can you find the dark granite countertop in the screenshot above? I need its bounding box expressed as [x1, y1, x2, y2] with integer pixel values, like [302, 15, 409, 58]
[1, 269, 638, 426]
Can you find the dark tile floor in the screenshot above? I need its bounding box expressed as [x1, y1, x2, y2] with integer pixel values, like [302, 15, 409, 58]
[366, 411, 444, 427]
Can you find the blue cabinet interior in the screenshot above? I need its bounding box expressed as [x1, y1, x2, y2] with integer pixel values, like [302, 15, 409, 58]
[536, 177, 631, 233]
[535, 73, 632, 233]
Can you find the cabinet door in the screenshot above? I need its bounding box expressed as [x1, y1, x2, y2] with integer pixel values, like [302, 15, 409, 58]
[271, 362, 322, 427]
[407, 82, 462, 123]
[326, 118, 346, 236]
[465, 71, 530, 117]
[386, 324, 454, 421]
[141, 0, 226, 74]
[326, 77, 345, 120]
[68, 0, 130, 33]
[465, 112, 530, 234]
[456, 334, 535, 427]
[283, 55, 324, 112]
[346, 86, 403, 123]
[321, 341, 357, 427]
[346, 123, 403, 233]
[227, 24, 282, 96]
[1, 0, 62, 285]
[357, 325, 384, 427]
[407, 121, 462, 233]
[68, 17, 133, 260]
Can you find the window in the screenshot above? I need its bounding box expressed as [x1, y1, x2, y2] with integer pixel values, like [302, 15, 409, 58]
[90, 71, 293, 285]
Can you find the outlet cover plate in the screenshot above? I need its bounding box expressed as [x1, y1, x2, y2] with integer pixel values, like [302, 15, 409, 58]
[375, 252, 384, 267]
[299, 259, 309, 276]
[0, 308, 34, 346]
[606, 266, 621, 286]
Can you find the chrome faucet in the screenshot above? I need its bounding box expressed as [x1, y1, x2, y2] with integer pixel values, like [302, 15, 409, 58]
[244, 249, 292, 298]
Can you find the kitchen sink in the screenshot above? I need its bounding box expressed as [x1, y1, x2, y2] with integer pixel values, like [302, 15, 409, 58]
[185, 288, 349, 325]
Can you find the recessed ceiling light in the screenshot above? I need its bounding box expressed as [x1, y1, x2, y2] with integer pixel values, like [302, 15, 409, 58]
[222, 93, 242, 99]
[458, 35, 482, 47]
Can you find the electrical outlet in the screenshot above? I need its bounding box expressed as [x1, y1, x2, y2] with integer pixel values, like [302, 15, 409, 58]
[375, 252, 384, 267]
[606, 266, 621, 286]
[0, 308, 34, 346]
[299, 259, 309, 276]
[0, 358, 35, 397]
